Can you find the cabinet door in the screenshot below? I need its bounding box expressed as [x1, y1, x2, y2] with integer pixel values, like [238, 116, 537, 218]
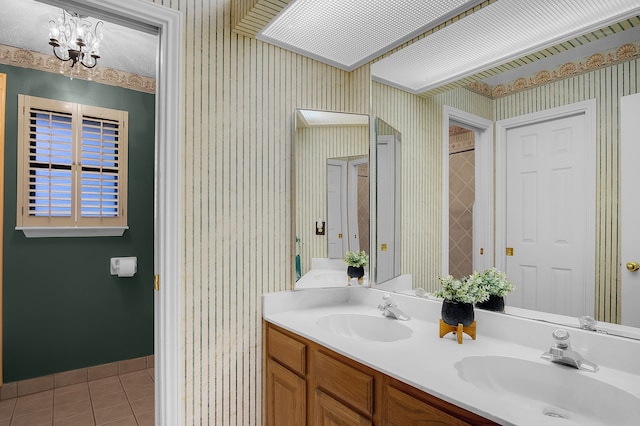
[314, 389, 372, 426]
[266, 359, 306, 426]
[386, 385, 471, 426]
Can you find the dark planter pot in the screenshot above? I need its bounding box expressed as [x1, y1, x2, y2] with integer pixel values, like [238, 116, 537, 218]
[347, 266, 365, 279]
[476, 295, 505, 312]
[441, 300, 474, 327]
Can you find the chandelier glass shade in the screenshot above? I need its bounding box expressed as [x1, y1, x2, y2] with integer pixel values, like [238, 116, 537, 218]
[48, 10, 103, 69]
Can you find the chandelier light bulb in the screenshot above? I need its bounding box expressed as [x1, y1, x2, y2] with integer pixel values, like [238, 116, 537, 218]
[48, 9, 103, 70]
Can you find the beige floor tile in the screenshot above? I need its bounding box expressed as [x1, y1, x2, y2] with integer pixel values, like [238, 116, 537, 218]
[53, 411, 95, 426]
[90, 391, 127, 411]
[53, 399, 92, 421]
[16, 390, 53, 404]
[135, 409, 154, 426]
[0, 400, 15, 421]
[100, 416, 137, 426]
[13, 393, 53, 417]
[119, 370, 152, 387]
[5, 370, 153, 426]
[9, 408, 52, 426]
[88, 380, 123, 398]
[93, 402, 133, 425]
[54, 383, 89, 397]
[129, 396, 153, 416]
[54, 388, 90, 406]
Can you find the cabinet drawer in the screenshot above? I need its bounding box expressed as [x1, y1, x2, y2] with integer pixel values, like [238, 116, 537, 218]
[386, 385, 471, 425]
[315, 389, 372, 426]
[314, 351, 375, 416]
[267, 326, 306, 375]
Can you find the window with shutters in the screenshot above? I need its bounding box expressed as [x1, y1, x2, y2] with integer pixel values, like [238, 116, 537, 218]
[16, 95, 128, 237]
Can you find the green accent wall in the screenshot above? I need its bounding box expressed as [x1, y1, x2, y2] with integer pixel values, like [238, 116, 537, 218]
[1, 64, 155, 382]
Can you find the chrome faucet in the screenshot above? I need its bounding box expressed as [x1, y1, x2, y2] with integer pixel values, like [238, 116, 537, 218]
[378, 293, 410, 321]
[541, 329, 598, 372]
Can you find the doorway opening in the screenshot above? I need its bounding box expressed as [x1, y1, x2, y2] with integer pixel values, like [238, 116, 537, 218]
[31, 1, 183, 424]
[448, 125, 475, 279]
[442, 107, 493, 277]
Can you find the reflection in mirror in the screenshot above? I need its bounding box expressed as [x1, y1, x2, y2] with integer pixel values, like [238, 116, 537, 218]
[326, 155, 369, 258]
[370, 15, 640, 331]
[294, 109, 370, 289]
[375, 118, 401, 284]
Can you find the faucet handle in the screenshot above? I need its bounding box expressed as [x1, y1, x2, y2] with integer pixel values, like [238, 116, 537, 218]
[579, 315, 597, 331]
[552, 329, 571, 348]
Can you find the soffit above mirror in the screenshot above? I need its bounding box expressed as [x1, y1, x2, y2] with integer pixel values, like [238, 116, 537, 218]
[245, 0, 484, 71]
[371, 0, 640, 95]
[235, 0, 640, 98]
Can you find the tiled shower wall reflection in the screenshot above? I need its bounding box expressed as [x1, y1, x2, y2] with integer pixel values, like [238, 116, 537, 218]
[449, 127, 475, 279]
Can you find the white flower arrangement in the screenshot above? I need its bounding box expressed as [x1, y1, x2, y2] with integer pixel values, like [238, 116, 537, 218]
[434, 274, 489, 304]
[471, 268, 515, 297]
[344, 250, 369, 267]
[434, 268, 514, 304]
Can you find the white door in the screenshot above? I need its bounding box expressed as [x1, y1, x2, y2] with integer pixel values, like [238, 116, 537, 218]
[377, 134, 400, 283]
[347, 157, 368, 252]
[327, 160, 348, 258]
[620, 93, 640, 327]
[503, 111, 594, 317]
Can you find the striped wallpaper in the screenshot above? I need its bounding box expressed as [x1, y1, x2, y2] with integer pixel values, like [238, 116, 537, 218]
[151, 0, 636, 422]
[164, 0, 369, 423]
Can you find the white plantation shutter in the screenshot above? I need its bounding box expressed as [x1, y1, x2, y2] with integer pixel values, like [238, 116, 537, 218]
[80, 115, 121, 218]
[28, 108, 74, 217]
[17, 95, 128, 233]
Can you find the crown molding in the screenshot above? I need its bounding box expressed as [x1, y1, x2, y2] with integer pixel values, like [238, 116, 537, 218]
[0, 44, 156, 94]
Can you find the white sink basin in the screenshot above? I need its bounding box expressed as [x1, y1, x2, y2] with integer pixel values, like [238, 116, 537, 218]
[455, 356, 640, 425]
[316, 313, 412, 342]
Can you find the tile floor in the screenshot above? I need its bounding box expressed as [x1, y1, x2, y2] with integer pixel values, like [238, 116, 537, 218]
[0, 369, 154, 426]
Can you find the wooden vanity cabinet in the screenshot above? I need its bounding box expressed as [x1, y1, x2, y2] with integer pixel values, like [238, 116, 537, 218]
[264, 321, 496, 425]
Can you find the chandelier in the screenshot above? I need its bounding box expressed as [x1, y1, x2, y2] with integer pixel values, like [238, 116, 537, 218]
[48, 10, 103, 69]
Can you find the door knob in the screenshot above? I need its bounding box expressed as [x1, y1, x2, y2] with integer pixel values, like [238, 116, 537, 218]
[626, 261, 640, 272]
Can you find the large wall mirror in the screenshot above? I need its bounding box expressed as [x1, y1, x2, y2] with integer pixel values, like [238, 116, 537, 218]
[293, 109, 370, 289]
[370, 15, 640, 332]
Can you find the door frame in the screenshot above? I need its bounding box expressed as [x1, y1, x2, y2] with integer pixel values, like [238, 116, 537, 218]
[347, 156, 368, 252]
[37, 1, 183, 424]
[442, 106, 493, 276]
[495, 99, 596, 314]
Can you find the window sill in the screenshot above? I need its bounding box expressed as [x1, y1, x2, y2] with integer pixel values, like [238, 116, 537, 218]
[16, 226, 129, 238]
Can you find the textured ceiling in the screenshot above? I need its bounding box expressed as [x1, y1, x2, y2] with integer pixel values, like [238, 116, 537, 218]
[0, 0, 157, 77]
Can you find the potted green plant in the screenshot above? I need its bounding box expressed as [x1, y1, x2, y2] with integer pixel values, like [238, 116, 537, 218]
[471, 268, 515, 312]
[344, 250, 369, 285]
[434, 275, 489, 326]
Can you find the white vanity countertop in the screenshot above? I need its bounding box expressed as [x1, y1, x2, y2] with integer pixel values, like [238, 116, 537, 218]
[263, 286, 640, 426]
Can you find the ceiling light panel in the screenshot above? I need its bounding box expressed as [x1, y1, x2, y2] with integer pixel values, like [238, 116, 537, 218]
[257, 0, 482, 71]
[371, 0, 640, 94]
